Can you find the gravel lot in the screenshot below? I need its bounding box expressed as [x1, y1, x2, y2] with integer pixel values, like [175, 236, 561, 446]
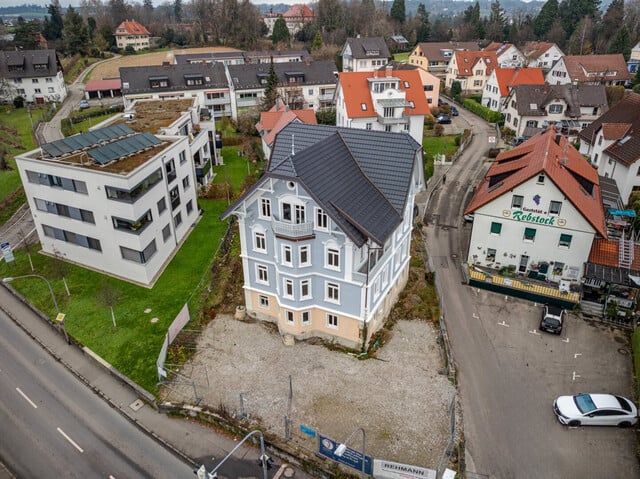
[160, 314, 456, 470]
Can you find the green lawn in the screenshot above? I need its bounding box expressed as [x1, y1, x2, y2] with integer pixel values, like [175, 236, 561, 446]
[67, 110, 120, 135]
[423, 135, 460, 179]
[393, 52, 410, 62]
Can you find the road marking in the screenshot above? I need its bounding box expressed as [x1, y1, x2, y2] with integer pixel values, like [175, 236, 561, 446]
[574, 353, 582, 359]
[572, 371, 581, 381]
[109, 476, 116, 479]
[472, 313, 479, 319]
[273, 464, 288, 479]
[497, 321, 509, 327]
[16, 387, 38, 409]
[57, 427, 84, 453]
[562, 337, 570, 343]
[529, 329, 540, 335]
[505, 296, 509, 301]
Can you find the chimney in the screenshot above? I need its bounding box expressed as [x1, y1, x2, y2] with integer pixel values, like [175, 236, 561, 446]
[555, 133, 561, 145]
[385, 65, 393, 77]
[305, 56, 311, 66]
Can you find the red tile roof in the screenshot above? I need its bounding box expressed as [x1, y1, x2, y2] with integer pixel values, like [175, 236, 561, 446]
[338, 69, 430, 118]
[493, 67, 544, 96]
[522, 42, 558, 61]
[588, 238, 640, 269]
[602, 123, 632, 140]
[115, 20, 150, 36]
[284, 4, 315, 18]
[257, 100, 317, 147]
[454, 50, 498, 77]
[84, 78, 122, 92]
[560, 54, 631, 83]
[465, 125, 606, 237]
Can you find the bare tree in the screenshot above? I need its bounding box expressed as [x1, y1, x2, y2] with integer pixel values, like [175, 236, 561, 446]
[98, 283, 122, 328]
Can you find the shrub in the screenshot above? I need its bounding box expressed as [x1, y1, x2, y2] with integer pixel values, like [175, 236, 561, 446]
[487, 148, 500, 158]
[434, 124, 444, 137]
[424, 115, 435, 130]
[463, 97, 503, 123]
[124, 45, 135, 55]
[13, 96, 24, 109]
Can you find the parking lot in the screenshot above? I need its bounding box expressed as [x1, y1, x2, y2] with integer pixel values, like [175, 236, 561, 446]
[468, 288, 639, 478]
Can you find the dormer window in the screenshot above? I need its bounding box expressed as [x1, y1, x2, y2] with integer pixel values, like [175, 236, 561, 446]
[403, 81, 409, 88]
[34, 63, 48, 70]
[548, 104, 563, 114]
[184, 74, 203, 86]
[149, 76, 169, 88]
[361, 103, 367, 111]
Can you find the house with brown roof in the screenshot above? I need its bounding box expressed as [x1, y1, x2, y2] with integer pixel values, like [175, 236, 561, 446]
[256, 99, 317, 159]
[502, 83, 607, 139]
[114, 20, 151, 51]
[407, 41, 480, 79]
[483, 42, 525, 68]
[341, 37, 391, 72]
[383, 61, 441, 108]
[445, 50, 498, 94]
[335, 67, 430, 144]
[481, 67, 545, 111]
[465, 126, 605, 283]
[262, 5, 316, 36]
[522, 42, 564, 70]
[578, 93, 640, 204]
[546, 54, 631, 86]
[0, 49, 67, 104]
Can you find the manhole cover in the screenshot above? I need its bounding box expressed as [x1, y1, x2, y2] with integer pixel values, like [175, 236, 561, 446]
[150, 317, 159, 323]
[451, 253, 458, 259]
[129, 399, 144, 411]
[618, 348, 630, 355]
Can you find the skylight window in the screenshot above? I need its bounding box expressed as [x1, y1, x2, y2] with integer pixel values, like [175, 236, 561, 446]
[619, 135, 632, 144]
[404, 81, 409, 88]
[361, 103, 367, 111]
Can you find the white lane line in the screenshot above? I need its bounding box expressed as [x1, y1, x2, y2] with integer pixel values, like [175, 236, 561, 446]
[497, 321, 509, 327]
[109, 475, 117, 479]
[574, 353, 582, 358]
[529, 329, 540, 335]
[57, 427, 84, 453]
[16, 387, 38, 409]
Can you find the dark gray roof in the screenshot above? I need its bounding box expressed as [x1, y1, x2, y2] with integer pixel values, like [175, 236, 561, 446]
[343, 37, 391, 59]
[174, 49, 311, 65]
[222, 123, 421, 247]
[0, 49, 61, 79]
[228, 60, 337, 90]
[509, 84, 608, 117]
[584, 262, 640, 287]
[119, 62, 228, 94]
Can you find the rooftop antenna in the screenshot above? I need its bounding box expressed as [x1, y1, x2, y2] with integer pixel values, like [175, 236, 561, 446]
[291, 134, 295, 156]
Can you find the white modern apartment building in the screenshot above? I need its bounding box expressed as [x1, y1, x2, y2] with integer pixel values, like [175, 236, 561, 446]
[15, 124, 199, 286]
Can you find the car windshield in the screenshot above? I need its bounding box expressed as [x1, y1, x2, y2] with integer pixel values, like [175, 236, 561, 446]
[544, 318, 561, 327]
[574, 394, 597, 413]
[615, 396, 632, 412]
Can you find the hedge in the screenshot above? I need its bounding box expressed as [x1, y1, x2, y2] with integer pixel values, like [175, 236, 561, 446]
[462, 98, 503, 123]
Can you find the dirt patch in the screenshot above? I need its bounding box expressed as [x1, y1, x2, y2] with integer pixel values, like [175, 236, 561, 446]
[88, 47, 242, 81]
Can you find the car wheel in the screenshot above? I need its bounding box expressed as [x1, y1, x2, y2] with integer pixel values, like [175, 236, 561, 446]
[618, 421, 632, 428]
[568, 420, 581, 427]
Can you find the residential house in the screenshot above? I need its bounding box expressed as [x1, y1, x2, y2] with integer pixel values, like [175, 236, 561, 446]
[483, 42, 525, 68]
[481, 67, 545, 111]
[256, 98, 317, 160]
[464, 126, 606, 283]
[174, 50, 312, 66]
[83, 78, 122, 100]
[390, 35, 409, 52]
[522, 42, 565, 70]
[407, 41, 480, 79]
[502, 84, 607, 139]
[335, 67, 430, 144]
[383, 61, 440, 108]
[119, 62, 231, 120]
[220, 123, 425, 348]
[546, 54, 631, 86]
[445, 50, 498, 95]
[14, 123, 199, 286]
[0, 49, 67, 104]
[578, 93, 640, 204]
[227, 60, 337, 120]
[262, 5, 316, 36]
[627, 42, 640, 75]
[341, 37, 390, 72]
[114, 20, 151, 51]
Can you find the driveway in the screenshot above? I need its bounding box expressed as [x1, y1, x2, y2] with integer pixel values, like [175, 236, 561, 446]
[425, 105, 639, 478]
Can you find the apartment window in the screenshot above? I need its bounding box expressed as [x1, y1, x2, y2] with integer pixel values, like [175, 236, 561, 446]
[559, 234, 572, 248]
[120, 240, 157, 264]
[157, 197, 167, 215]
[385, 125, 392, 132]
[256, 264, 269, 284]
[32, 78, 39, 83]
[259, 295, 269, 308]
[42, 224, 101, 251]
[282, 244, 292, 265]
[179, 150, 187, 164]
[283, 278, 294, 299]
[511, 195, 524, 208]
[537, 174, 545, 184]
[174, 211, 182, 227]
[383, 107, 394, 118]
[548, 104, 563, 114]
[260, 198, 271, 218]
[526, 120, 538, 128]
[490, 222, 502, 235]
[326, 313, 338, 329]
[549, 201, 562, 215]
[112, 209, 153, 234]
[182, 175, 190, 190]
[170, 186, 180, 210]
[282, 202, 305, 223]
[316, 208, 329, 230]
[598, 136, 603, 146]
[254, 230, 267, 252]
[301, 279, 311, 299]
[486, 248, 496, 262]
[326, 282, 339, 303]
[301, 311, 310, 325]
[162, 224, 171, 242]
[299, 245, 310, 266]
[165, 159, 177, 183]
[26, 170, 88, 194]
[106, 169, 161, 202]
[285, 310, 295, 324]
[326, 247, 340, 270]
[524, 227, 536, 242]
[186, 199, 193, 214]
[366, 123, 372, 130]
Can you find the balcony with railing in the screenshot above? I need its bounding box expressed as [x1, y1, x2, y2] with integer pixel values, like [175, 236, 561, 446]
[272, 219, 314, 239]
[377, 113, 409, 125]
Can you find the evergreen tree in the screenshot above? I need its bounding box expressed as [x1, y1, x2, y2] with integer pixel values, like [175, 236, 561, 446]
[471, 2, 484, 39]
[559, 0, 601, 38]
[13, 18, 41, 50]
[317, 0, 344, 33]
[174, 0, 183, 23]
[608, 25, 632, 59]
[451, 80, 462, 102]
[485, 0, 507, 42]
[271, 16, 291, 45]
[390, 0, 406, 24]
[533, 0, 559, 39]
[596, 0, 624, 53]
[87, 17, 96, 42]
[42, 0, 64, 41]
[108, 0, 131, 27]
[261, 59, 279, 111]
[62, 6, 89, 55]
[311, 30, 323, 51]
[415, 3, 431, 42]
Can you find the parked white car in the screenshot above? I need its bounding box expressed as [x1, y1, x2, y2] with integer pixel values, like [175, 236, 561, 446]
[553, 393, 638, 427]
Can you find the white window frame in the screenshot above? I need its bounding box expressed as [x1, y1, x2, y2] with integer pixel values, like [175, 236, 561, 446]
[256, 264, 269, 284]
[259, 198, 271, 218]
[259, 295, 269, 308]
[299, 245, 311, 267]
[253, 230, 267, 253]
[282, 244, 293, 266]
[283, 278, 294, 299]
[326, 313, 338, 329]
[301, 311, 311, 326]
[326, 281, 340, 304]
[549, 201, 562, 215]
[301, 279, 311, 299]
[285, 310, 295, 325]
[326, 246, 340, 271]
[315, 207, 329, 231]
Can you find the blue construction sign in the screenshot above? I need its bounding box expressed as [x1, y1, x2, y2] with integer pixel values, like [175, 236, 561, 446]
[318, 433, 373, 475]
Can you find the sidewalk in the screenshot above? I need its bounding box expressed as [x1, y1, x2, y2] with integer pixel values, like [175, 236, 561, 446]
[0, 283, 309, 478]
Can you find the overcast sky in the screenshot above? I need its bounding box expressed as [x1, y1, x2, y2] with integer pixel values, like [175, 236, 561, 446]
[0, 0, 303, 8]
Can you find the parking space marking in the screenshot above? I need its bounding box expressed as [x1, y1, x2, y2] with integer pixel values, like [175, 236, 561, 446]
[529, 329, 540, 335]
[562, 337, 570, 343]
[472, 313, 479, 319]
[574, 353, 582, 359]
[498, 321, 509, 327]
[572, 371, 581, 381]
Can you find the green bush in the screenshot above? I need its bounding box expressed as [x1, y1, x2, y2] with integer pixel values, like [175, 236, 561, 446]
[463, 98, 503, 123]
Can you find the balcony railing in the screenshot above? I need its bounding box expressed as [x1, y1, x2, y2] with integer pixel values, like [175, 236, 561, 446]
[196, 160, 212, 178]
[377, 113, 409, 125]
[272, 219, 314, 238]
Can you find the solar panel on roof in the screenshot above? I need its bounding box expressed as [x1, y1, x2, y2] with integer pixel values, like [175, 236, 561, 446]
[41, 124, 136, 158]
[88, 133, 161, 165]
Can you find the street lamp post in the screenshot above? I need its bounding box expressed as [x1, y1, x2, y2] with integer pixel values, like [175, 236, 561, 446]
[2, 274, 69, 344]
[195, 429, 269, 479]
[335, 427, 367, 479]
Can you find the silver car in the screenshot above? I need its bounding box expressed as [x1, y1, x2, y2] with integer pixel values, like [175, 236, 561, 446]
[553, 393, 638, 427]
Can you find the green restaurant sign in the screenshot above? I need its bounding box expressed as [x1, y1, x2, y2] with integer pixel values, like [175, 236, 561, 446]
[503, 209, 567, 227]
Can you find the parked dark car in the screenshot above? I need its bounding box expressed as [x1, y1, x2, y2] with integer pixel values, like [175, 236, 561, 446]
[450, 106, 459, 116]
[438, 98, 445, 106]
[436, 114, 452, 124]
[540, 304, 565, 334]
